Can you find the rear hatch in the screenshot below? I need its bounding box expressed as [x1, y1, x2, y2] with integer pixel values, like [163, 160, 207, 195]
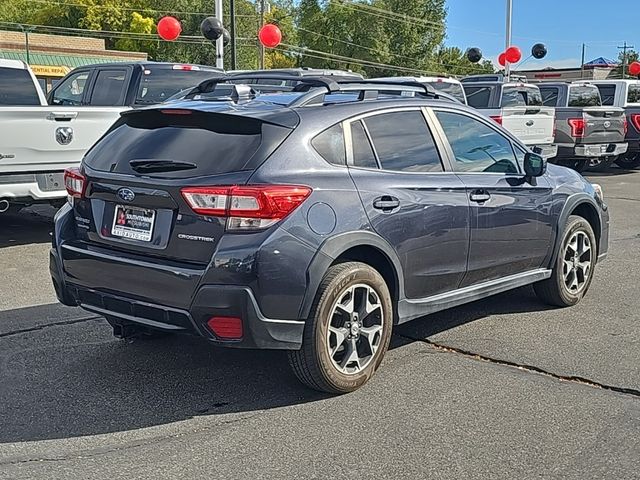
[574, 107, 626, 144]
[69, 107, 296, 267]
[499, 84, 555, 146]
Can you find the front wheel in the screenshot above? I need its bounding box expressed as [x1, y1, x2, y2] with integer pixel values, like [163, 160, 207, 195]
[534, 215, 596, 307]
[288, 262, 393, 394]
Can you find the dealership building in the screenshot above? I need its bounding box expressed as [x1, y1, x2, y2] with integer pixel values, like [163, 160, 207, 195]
[0, 30, 147, 93]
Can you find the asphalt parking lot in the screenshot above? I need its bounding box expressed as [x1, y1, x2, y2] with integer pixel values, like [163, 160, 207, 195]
[0, 170, 639, 479]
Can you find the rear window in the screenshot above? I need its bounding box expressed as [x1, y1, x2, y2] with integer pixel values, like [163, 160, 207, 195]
[501, 86, 543, 107]
[84, 111, 289, 178]
[427, 81, 466, 103]
[539, 87, 559, 107]
[568, 85, 601, 107]
[0, 67, 41, 105]
[464, 86, 494, 108]
[595, 84, 616, 106]
[136, 68, 221, 104]
[628, 85, 640, 104]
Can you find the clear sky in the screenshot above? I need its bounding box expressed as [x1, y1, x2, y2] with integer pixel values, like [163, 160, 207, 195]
[445, 0, 637, 69]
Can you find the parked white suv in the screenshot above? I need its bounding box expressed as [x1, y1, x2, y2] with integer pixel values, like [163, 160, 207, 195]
[372, 76, 467, 104]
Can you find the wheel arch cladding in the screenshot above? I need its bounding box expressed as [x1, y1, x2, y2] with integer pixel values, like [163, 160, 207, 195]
[299, 232, 404, 323]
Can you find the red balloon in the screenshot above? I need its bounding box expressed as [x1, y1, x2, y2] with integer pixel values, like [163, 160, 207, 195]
[498, 53, 506, 67]
[629, 61, 640, 76]
[505, 46, 522, 64]
[158, 16, 181, 41]
[258, 24, 282, 48]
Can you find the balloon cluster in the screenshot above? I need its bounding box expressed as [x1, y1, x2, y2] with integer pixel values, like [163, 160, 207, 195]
[630, 61, 640, 77]
[498, 46, 522, 67]
[201, 16, 231, 45]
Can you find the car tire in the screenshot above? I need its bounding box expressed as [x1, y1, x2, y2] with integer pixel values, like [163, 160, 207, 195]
[534, 215, 597, 307]
[287, 261, 393, 394]
[587, 156, 615, 172]
[615, 153, 640, 169]
[572, 159, 588, 173]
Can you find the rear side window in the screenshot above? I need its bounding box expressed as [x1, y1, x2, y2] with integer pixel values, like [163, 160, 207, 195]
[464, 86, 493, 108]
[136, 68, 221, 104]
[595, 84, 616, 106]
[568, 85, 601, 107]
[628, 85, 640, 103]
[501, 86, 543, 107]
[350, 121, 378, 169]
[363, 111, 443, 173]
[312, 124, 345, 165]
[0, 67, 41, 105]
[90, 69, 126, 106]
[539, 87, 559, 107]
[84, 111, 288, 178]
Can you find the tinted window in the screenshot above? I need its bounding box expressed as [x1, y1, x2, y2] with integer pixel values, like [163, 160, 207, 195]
[595, 84, 616, 106]
[464, 86, 493, 108]
[435, 111, 519, 174]
[84, 111, 286, 178]
[350, 121, 378, 169]
[628, 85, 640, 103]
[501, 86, 543, 107]
[136, 68, 221, 104]
[312, 124, 345, 165]
[539, 87, 559, 107]
[428, 81, 466, 103]
[0, 67, 41, 105]
[90, 69, 126, 106]
[52, 71, 89, 106]
[568, 85, 601, 107]
[364, 111, 442, 173]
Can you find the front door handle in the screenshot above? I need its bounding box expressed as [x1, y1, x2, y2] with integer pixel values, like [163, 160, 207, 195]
[470, 190, 491, 203]
[373, 196, 400, 211]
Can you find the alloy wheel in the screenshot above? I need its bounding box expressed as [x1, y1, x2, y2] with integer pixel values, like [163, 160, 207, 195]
[562, 230, 592, 294]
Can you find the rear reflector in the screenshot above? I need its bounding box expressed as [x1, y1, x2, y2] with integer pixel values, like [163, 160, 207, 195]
[489, 115, 502, 125]
[568, 118, 585, 138]
[207, 316, 243, 340]
[64, 167, 86, 198]
[631, 114, 640, 133]
[181, 185, 312, 230]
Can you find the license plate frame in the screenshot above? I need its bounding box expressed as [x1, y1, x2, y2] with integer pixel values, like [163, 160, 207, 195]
[36, 172, 65, 192]
[111, 205, 156, 242]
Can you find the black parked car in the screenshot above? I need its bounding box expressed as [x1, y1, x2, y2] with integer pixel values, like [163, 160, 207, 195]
[51, 77, 609, 393]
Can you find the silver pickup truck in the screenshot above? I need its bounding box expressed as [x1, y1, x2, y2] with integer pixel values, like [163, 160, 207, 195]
[539, 82, 627, 172]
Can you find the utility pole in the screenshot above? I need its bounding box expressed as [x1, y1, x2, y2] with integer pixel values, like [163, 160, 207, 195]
[504, 0, 513, 80]
[258, 0, 265, 69]
[581, 43, 586, 79]
[215, 0, 224, 69]
[18, 25, 35, 64]
[618, 41, 635, 79]
[230, 0, 236, 70]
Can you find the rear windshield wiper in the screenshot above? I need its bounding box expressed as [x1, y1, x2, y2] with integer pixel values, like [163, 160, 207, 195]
[129, 159, 197, 173]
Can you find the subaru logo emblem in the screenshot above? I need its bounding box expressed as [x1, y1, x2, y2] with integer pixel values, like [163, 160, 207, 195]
[55, 127, 73, 145]
[117, 188, 135, 202]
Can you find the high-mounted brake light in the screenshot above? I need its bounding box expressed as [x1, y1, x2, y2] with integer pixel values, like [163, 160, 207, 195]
[159, 109, 193, 115]
[181, 185, 312, 230]
[630, 114, 640, 133]
[490, 115, 503, 125]
[568, 118, 585, 138]
[64, 167, 86, 198]
[172, 64, 200, 71]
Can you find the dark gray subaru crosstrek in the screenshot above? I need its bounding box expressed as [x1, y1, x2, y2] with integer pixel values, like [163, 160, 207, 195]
[50, 76, 609, 393]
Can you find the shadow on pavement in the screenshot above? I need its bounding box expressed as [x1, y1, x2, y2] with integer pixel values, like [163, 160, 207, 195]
[0, 207, 55, 248]
[0, 287, 553, 443]
[585, 166, 639, 178]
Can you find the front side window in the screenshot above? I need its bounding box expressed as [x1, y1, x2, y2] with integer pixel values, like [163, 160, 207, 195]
[312, 124, 346, 165]
[51, 71, 89, 106]
[435, 111, 519, 174]
[363, 111, 443, 173]
[90, 69, 127, 106]
[628, 85, 640, 104]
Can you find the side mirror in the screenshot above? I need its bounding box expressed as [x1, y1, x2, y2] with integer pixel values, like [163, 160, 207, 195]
[524, 152, 546, 178]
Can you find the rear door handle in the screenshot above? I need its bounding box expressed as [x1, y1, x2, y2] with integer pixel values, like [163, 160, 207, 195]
[470, 190, 491, 203]
[373, 196, 400, 211]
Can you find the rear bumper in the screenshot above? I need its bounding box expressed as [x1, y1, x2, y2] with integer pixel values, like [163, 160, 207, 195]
[557, 143, 628, 158]
[532, 144, 558, 159]
[0, 172, 66, 202]
[49, 246, 305, 350]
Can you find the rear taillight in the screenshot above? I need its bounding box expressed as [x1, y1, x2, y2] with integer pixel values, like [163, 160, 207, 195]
[64, 167, 86, 198]
[181, 185, 312, 230]
[630, 114, 640, 133]
[568, 118, 585, 138]
[490, 115, 502, 125]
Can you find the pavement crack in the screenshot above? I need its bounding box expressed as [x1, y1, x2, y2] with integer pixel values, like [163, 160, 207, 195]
[0, 315, 101, 339]
[399, 333, 640, 399]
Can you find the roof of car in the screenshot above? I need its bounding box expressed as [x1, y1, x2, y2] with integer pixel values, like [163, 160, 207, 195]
[0, 58, 28, 69]
[373, 76, 461, 84]
[66, 61, 222, 71]
[227, 68, 363, 78]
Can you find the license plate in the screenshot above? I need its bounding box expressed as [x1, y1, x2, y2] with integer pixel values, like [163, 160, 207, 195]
[111, 205, 155, 242]
[36, 173, 64, 192]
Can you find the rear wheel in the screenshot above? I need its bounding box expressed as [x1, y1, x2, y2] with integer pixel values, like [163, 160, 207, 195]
[587, 156, 615, 172]
[534, 215, 596, 307]
[615, 153, 640, 169]
[288, 262, 393, 394]
[572, 159, 588, 173]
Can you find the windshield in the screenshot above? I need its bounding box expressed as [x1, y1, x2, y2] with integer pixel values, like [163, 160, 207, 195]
[568, 85, 601, 107]
[426, 81, 466, 103]
[136, 68, 221, 104]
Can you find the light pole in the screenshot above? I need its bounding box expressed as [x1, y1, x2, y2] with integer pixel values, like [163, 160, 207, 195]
[505, 0, 513, 80]
[18, 25, 36, 64]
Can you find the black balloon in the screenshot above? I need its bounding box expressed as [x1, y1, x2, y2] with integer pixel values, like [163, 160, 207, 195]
[532, 43, 547, 59]
[223, 28, 231, 46]
[201, 16, 224, 41]
[466, 47, 483, 63]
